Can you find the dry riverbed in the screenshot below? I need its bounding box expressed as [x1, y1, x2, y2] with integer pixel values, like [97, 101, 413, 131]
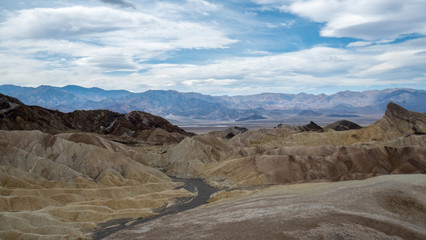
[92, 178, 219, 239]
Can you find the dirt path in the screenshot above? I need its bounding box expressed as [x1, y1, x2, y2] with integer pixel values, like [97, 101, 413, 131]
[91, 178, 219, 240]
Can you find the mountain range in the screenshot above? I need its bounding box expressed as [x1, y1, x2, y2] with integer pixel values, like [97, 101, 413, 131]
[1, 84, 425, 123]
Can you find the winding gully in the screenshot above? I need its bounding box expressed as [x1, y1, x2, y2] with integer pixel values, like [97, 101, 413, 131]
[92, 178, 219, 240]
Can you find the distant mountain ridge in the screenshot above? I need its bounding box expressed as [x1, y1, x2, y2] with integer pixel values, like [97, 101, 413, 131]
[0, 93, 188, 144]
[0, 84, 425, 122]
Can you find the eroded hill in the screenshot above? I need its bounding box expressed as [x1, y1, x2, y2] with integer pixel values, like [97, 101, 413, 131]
[148, 102, 425, 187]
[0, 93, 425, 239]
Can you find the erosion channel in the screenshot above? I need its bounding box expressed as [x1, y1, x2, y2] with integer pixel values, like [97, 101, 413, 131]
[92, 177, 219, 240]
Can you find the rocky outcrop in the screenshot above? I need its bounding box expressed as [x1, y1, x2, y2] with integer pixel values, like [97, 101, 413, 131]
[208, 126, 248, 139]
[378, 101, 426, 136]
[325, 119, 362, 131]
[0, 93, 187, 144]
[276, 121, 323, 132]
[298, 121, 323, 132]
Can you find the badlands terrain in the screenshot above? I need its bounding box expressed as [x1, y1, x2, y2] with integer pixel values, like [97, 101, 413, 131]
[0, 93, 425, 239]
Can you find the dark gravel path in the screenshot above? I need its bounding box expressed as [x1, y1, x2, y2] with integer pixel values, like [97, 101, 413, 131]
[91, 178, 219, 240]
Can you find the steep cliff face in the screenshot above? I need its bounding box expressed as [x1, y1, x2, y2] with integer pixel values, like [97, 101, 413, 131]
[0, 93, 187, 144]
[378, 101, 426, 136]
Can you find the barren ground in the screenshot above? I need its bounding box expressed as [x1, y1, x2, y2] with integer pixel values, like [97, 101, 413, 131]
[106, 174, 426, 240]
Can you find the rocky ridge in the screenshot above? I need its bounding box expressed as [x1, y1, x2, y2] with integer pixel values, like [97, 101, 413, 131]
[324, 119, 363, 131]
[208, 126, 249, 139]
[0, 93, 187, 144]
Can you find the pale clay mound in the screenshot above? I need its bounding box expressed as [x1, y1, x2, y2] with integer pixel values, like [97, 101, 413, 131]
[0, 130, 191, 239]
[107, 174, 426, 240]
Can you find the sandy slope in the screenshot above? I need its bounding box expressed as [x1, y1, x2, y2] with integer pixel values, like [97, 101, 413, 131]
[0, 130, 191, 239]
[107, 174, 426, 240]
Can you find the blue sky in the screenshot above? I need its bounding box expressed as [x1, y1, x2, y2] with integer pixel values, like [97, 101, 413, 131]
[0, 0, 425, 95]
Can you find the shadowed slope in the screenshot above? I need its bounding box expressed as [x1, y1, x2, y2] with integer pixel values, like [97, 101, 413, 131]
[0, 93, 187, 144]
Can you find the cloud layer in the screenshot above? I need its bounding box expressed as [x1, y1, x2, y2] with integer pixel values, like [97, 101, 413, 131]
[0, 3, 236, 82]
[257, 0, 426, 41]
[133, 38, 426, 94]
[0, 0, 425, 95]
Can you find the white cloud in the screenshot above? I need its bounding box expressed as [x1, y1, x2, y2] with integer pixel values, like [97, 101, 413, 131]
[0, 6, 234, 46]
[266, 19, 295, 28]
[347, 41, 373, 48]
[255, 0, 426, 41]
[0, 5, 236, 72]
[186, 0, 218, 12]
[132, 38, 426, 94]
[280, 20, 295, 27]
[2, 36, 425, 95]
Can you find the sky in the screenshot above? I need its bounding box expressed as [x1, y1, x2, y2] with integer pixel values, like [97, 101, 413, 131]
[0, 0, 425, 95]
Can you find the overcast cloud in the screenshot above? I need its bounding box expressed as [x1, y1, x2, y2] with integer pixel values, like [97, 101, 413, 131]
[0, 0, 425, 95]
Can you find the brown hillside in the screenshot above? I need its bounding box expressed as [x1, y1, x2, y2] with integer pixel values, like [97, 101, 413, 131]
[0, 93, 187, 144]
